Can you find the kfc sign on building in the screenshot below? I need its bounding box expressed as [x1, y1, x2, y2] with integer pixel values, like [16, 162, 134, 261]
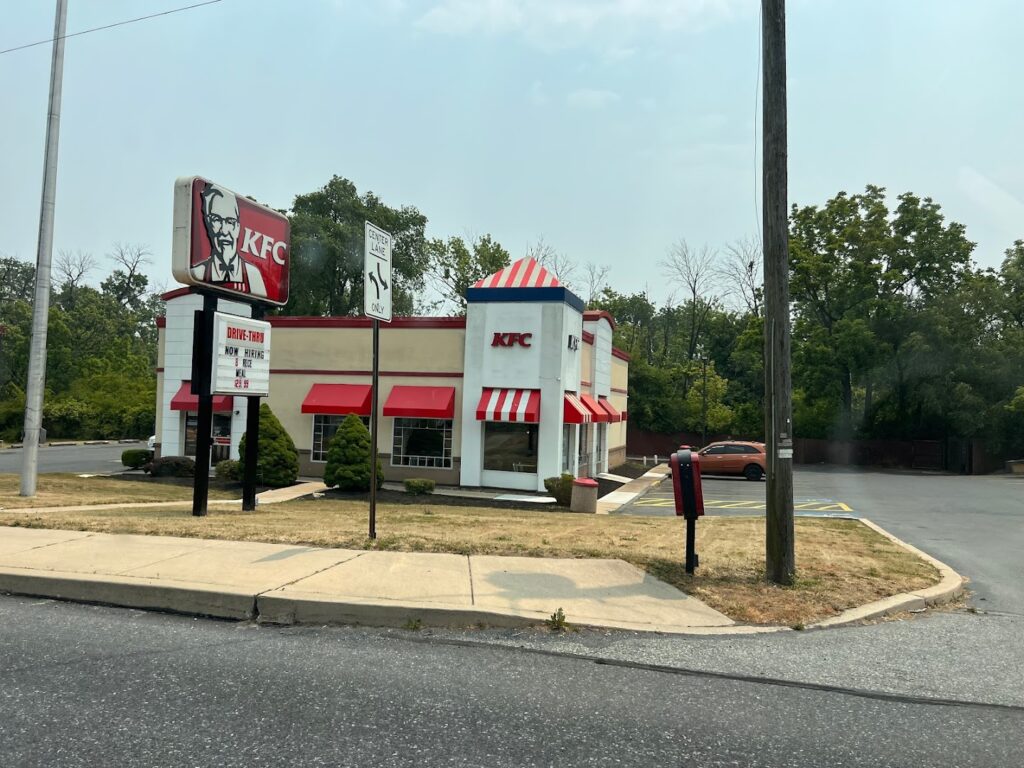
[172, 176, 290, 306]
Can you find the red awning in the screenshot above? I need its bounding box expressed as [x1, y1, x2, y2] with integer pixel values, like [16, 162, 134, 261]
[169, 381, 233, 412]
[301, 383, 372, 415]
[597, 397, 622, 423]
[563, 392, 592, 424]
[383, 386, 456, 419]
[579, 393, 610, 423]
[475, 388, 540, 423]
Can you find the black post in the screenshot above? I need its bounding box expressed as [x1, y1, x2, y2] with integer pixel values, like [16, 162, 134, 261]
[685, 517, 697, 574]
[242, 304, 265, 512]
[368, 318, 380, 539]
[191, 293, 217, 517]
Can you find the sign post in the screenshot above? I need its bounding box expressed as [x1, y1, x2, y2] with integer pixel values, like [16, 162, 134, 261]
[364, 221, 393, 540]
[171, 176, 288, 517]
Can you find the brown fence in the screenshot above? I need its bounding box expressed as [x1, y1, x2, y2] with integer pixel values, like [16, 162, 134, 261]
[627, 425, 1002, 474]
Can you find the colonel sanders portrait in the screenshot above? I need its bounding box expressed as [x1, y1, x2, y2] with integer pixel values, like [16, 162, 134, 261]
[190, 182, 267, 297]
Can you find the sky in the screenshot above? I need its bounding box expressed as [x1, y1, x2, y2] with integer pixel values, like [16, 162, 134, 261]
[2, 0, 1023, 306]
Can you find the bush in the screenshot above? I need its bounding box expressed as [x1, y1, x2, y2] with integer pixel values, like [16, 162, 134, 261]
[238, 403, 299, 488]
[403, 478, 435, 495]
[544, 473, 575, 507]
[121, 448, 153, 470]
[324, 413, 384, 491]
[149, 455, 195, 478]
[215, 459, 241, 481]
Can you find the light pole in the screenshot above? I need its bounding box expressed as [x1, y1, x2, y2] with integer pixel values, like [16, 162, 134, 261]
[701, 357, 708, 447]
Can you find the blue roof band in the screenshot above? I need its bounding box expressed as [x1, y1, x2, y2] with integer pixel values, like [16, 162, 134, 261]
[465, 286, 586, 312]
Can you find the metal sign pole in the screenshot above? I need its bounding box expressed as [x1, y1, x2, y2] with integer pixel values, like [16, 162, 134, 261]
[191, 294, 217, 517]
[369, 318, 380, 539]
[242, 304, 265, 511]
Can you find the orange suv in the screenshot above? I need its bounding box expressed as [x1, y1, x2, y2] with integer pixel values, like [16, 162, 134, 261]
[696, 441, 766, 481]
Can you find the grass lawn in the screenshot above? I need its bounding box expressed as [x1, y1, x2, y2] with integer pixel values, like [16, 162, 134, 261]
[0, 497, 939, 626]
[0, 474, 238, 509]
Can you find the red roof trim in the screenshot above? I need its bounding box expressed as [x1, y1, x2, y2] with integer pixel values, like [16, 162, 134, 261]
[156, 317, 166, 328]
[583, 310, 616, 331]
[268, 316, 466, 329]
[612, 347, 631, 362]
[582, 330, 595, 345]
[610, 386, 629, 395]
[580, 380, 592, 388]
[271, 369, 462, 378]
[161, 287, 193, 301]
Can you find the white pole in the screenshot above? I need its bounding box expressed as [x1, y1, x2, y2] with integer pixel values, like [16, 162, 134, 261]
[21, 0, 68, 497]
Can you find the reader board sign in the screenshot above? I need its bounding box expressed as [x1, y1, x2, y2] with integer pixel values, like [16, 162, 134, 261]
[172, 176, 291, 306]
[211, 312, 271, 396]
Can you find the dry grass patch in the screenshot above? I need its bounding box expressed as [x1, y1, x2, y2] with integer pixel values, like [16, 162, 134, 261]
[0, 473, 237, 509]
[0, 499, 939, 626]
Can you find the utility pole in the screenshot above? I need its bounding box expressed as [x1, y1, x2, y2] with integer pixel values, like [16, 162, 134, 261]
[21, 0, 68, 497]
[762, 0, 795, 584]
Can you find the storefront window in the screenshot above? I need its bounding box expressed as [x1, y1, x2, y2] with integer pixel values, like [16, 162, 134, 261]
[562, 424, 574, 473]
[184, 412, 231, 460]
[392, 418, 453, 468]
[483, 422, 537, 473]
[578, 423, 592, 477]
[312, 414, 368, 463]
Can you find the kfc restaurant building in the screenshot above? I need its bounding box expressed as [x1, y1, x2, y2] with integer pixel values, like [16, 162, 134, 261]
[155, 258, 629, 492]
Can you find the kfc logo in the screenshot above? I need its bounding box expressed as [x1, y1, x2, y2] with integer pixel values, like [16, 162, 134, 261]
[172, 176, 290, 306]
[491, 332, 532, 348]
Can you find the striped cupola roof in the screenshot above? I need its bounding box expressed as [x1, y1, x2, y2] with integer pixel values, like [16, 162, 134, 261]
[472, 257, 561, 289]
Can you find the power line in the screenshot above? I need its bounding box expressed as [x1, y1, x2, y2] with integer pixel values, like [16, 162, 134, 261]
[0, 0, 224, 56]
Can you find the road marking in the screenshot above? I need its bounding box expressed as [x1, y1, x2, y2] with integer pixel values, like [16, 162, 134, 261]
[631, 498, 854, 512]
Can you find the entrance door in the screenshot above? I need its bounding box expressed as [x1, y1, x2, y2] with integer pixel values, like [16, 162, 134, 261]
[183, 412, 232, 466]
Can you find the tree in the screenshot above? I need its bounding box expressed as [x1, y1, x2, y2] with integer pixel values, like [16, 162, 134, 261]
[286, 176, 430, 316]
[238, 403, 299, 488]
[527, 237, 577, 289]
[323, 414, 383, 491]
[0, 256, 34, 303]
[718, 237, 762, 316]
[427, 234, 510, 313]
[661, 240, 721, 362]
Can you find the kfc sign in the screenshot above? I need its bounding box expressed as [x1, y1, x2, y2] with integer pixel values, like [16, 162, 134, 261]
[172, 176, 290, 306]
[492, 332, 532, 348]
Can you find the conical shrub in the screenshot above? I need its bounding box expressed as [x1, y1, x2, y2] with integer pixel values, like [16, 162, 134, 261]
[238, 403, 299, 488]
[324, 413, 383, 491]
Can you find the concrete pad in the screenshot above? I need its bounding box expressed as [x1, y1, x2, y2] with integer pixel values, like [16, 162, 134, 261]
[0, 527, 94, 557]
[121, 539, 362, 593]
[267, 551, 472, 606]
[0, 532, 211, 575]
[470, 555, 734, 631]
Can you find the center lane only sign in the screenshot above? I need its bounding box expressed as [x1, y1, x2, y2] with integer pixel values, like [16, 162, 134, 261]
[211, 312, 271, 396]
[364, 221, 393, 323]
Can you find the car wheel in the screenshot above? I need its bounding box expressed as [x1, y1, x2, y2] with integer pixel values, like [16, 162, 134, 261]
[744, 464, 763, 481]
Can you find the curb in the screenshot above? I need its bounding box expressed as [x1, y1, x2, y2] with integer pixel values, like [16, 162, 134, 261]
[806, 518, 965, 630]
[596, 464, 669, 514]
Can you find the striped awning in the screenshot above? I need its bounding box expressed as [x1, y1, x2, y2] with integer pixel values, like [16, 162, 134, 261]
[472, 257, 561, 289]
[563, 392, 592, 424]
[475, 388, 541, 423]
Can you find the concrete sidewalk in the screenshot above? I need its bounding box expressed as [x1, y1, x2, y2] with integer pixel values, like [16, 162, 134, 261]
[0, 526, 736, 634]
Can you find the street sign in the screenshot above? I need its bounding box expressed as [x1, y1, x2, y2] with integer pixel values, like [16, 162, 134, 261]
[364, 221, 392, 323]
[210, 312, 271, 396]
[172, 176, 291, 306]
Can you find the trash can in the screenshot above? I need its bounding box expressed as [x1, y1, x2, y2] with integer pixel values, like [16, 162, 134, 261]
[570, 478, 599, 513]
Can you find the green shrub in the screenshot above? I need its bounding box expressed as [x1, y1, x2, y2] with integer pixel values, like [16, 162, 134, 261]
[544, 473, 575, 507]
[121, 448, 153, 470]
[238, 403, 299, 488]
[324, 413, 383, 491]
[149, 455, 195, 478]
[403, 478, 436, 495]
[215, 459, 241, 481]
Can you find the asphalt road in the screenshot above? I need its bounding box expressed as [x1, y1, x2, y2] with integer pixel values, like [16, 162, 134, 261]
[0, 443, 130, 475]
[1, 596, 1021, 768]
[617, 467, 1024, 614]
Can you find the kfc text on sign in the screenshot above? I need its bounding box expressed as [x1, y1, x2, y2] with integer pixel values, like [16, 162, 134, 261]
[211, 312, 271, 397]
[363, 221, 393, 323]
